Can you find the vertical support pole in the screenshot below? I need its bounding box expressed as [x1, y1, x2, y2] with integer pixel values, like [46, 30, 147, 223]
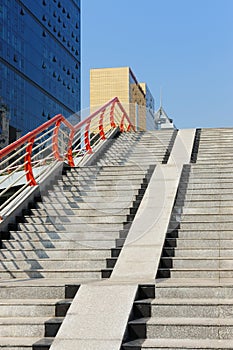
[99, 109, 106, 140]
[52, 120, 63, 161]
[84, 120, 93, 153]
[120, 114, 125, 132]
[67, 129, 75, 167]
[24, 137, 37, 186]
[127, 124, 131, 132]
[110, 101, 116, 128]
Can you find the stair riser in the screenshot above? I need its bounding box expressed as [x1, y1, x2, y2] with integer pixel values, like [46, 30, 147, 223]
[170, 270, 233, 279]
[9, 231, 120, 241]
[24, 215, 127, 224]
[0, 270, 101, 279]
[0, 305, 56, 317]
[53, 184, 142, 191]
[0, 260, 106, 270]
[0, 324, 45, 337]
[65, 174, 145, 180]
[46, 189, 139, 197]
[147, 324, 233, 339]
[165, 249, 233, 257]
[15, 222, 124, 231]
[40, 195, 137, 203]
[0, 249, 111, 259]
[168, 240, 233, 249]
[156, 287, 233, 299]
[58, 179, 145, 185]
[176, 232, 233, 239]
[35, 202, 133, 210]
[162, 260, 233, 269]
[3, 240, 115, 249]
[151, 305, 233, 318]
[178, 216, 233, 223]
[29, 208, 131, 217]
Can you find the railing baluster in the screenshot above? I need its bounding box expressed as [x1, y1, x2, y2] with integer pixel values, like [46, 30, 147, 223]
[84, 120, 93, 153]
[110, 101, 116, 128]
[24, 137, 37, 186]
[67, 129, 75, 167]
[99, 109, 106, 140]
[52, 120, 63, 161]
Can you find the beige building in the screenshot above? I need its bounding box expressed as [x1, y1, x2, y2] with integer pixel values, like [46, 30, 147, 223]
[90, 67, 148, 130]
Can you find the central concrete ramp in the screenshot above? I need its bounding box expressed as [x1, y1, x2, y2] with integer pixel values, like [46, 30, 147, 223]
[50, 129, 195, 350]
[51, 282, 138, 350]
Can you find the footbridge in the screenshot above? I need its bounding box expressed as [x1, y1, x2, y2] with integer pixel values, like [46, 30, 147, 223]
[0, 98, 233, 349]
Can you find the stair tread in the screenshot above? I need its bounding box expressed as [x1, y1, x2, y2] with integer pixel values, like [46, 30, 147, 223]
[0, 316, 50, 324]
[131, 316, 233, 325]
[161, 257, 233, 260]
[0, 337, 44, 346]
[159, 267, 233, 272]
[0, 299, 61, 304]
[123, 337, 233, 348]
[150, 298, 233, 305]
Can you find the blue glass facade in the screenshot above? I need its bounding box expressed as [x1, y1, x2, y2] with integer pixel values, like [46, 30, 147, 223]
[0, 0, 81, 138]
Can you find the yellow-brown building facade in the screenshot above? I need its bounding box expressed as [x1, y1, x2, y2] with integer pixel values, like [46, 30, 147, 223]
[90, 67, 148, 130]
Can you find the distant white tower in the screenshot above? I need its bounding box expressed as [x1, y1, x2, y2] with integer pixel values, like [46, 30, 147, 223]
[154, 90, 175, 129]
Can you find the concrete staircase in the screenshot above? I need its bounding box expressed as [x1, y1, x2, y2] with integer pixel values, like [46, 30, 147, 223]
[0, 129, 175, 349]
[122, 127, 233, 349]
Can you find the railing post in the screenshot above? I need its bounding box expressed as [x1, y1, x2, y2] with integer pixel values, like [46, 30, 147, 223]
[110, 101, 116, 128]
[52, 120, 63, 161]
[24, 137, 37, 186]
[84, 120, 93, 153]
[120, 113, 125, 132]
[99, 109, 106, 140]
[66, 129, 75, 167]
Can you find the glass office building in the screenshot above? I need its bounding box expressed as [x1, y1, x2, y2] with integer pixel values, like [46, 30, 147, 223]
[0, 0, 81, 141]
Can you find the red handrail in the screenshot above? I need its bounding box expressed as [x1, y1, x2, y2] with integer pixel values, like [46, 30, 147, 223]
[0, 97, 135, 189]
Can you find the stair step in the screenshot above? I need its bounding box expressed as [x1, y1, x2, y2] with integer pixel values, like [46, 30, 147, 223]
[0, 299, 59, 317]
[0, 269, 102, 279]
[130, 316, 233, 339]
[159, 268, 233, 279]
[160, 257, 233, 269]
[0, 258, 107, 270]
[163, 248, 233, 257]
[2, 239, 116, 249]
[0, 317, 49, 337]
[0, 337, 45, 349]
[166, 238, 233, 248]
[122, 337, 233, 349]
[149, 298, 233, 318]
[155, 283, 233, 299]
[0, 248, 111, 259]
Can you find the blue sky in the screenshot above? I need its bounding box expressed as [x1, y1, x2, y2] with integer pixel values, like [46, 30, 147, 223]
[81, 0, 233, 129]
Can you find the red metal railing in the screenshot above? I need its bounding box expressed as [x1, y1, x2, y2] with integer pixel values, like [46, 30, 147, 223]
[0, 97, 135, 217]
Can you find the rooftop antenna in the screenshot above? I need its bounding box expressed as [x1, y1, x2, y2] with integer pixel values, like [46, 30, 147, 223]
[159, 87, 163, 119]
[159, 87, 163, 109]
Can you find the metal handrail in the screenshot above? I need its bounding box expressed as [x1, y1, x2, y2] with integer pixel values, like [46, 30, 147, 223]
[0, 97, 135, 218]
